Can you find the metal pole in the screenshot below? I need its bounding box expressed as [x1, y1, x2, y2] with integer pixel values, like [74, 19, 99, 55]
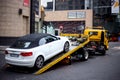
[53, 0, 55, 11]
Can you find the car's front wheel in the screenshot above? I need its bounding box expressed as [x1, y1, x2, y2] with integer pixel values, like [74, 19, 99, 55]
[63, 42, 70, 53]
[34, 56, 44, 69]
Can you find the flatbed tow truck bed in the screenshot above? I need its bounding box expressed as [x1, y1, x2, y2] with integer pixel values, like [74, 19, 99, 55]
[35, 38, 89, 74]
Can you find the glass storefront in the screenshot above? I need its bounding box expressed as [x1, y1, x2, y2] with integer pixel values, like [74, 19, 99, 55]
[41, 0, 120, 34]
[93, 0, 120, 34]
[41, 0, 85, 11]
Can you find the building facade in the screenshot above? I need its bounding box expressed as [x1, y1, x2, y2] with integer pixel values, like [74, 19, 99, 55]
[93, 0, 120, 34]
[55, 0, 85, 10]
[44, 10, 93, 34]
[0, 0, 30, 37]
[0, 0, 30, 45]
[42, 0, 120, 35]
[42, 0, 93, 35]
[31, 0, 42, 33]
[0, 0, 42, 45]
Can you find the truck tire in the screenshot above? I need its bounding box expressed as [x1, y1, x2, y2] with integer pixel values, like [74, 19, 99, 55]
[99, 46, 106, 55]
[101, 48, 106, 55]
[81, 49, 89, 61]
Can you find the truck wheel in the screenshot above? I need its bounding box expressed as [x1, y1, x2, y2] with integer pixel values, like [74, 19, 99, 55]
[81, 50, 89, 61]
[101, 49, 106, 55]
[100, 46, 106, 55]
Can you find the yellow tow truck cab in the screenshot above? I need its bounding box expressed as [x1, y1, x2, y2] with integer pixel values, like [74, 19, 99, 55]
[84, 29, 109, 50]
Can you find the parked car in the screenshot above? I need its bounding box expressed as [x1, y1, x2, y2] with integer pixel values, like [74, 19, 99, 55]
[5, 33, 70, 69]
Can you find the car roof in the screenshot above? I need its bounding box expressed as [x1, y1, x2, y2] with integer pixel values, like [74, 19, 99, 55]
[18, 33, 51, 41]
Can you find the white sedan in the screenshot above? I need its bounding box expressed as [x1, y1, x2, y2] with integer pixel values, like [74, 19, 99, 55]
[5, 33, 70, 69]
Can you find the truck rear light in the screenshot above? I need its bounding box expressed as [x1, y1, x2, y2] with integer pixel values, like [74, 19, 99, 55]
[5, 50, 9, 54]
[20, 52, 33, 56]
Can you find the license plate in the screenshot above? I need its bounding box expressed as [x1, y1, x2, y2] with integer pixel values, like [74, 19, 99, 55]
[10, 54, 19, 57]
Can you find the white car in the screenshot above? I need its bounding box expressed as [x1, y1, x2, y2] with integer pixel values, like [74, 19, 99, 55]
[5, 33, 70, 69]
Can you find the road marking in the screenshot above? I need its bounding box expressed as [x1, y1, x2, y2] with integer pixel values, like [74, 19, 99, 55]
[112, 47, 120, 50]
[15, 77, 26, 80]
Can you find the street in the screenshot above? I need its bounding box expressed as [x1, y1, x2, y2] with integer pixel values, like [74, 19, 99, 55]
[0, 42, 120, 80]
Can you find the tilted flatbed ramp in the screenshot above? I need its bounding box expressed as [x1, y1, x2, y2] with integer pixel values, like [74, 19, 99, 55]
[35, 38, 89, 75]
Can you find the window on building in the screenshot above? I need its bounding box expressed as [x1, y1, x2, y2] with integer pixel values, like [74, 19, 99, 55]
[68, 0, 73, 4]
[41, 0, 53, 11]
[69, 6, 73, 10]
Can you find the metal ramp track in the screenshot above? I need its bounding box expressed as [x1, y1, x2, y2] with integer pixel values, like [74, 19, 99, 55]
[35, 39, 89, 75]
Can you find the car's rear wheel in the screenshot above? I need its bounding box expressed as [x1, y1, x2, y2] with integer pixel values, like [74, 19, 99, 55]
[34, 56, 44, 69]
[63, 42, 69, 53]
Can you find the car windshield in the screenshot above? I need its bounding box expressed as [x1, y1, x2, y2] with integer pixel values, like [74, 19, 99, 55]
[10, 40, 38, 49]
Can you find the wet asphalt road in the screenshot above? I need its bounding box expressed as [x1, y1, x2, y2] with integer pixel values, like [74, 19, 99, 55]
[0, 42, 120, 80]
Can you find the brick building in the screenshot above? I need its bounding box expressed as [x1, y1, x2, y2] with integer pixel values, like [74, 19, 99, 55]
[0, 0, 42, 45]
[0, 0, 30, 37]
[0, 0, 30, 45]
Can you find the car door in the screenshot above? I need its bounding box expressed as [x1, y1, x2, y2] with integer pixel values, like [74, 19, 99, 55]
[38, 37, 50, 56]
[45, 35, 62, 58]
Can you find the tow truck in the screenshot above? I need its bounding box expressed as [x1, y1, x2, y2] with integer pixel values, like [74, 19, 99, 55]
[35, 28, 109, 74]
[83, 28, 109, 55]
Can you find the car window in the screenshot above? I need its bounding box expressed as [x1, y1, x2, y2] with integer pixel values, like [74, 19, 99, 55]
[10, 41, 32, 49]
[39, 38, 46, 45]
[45, 36, 58, 43]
